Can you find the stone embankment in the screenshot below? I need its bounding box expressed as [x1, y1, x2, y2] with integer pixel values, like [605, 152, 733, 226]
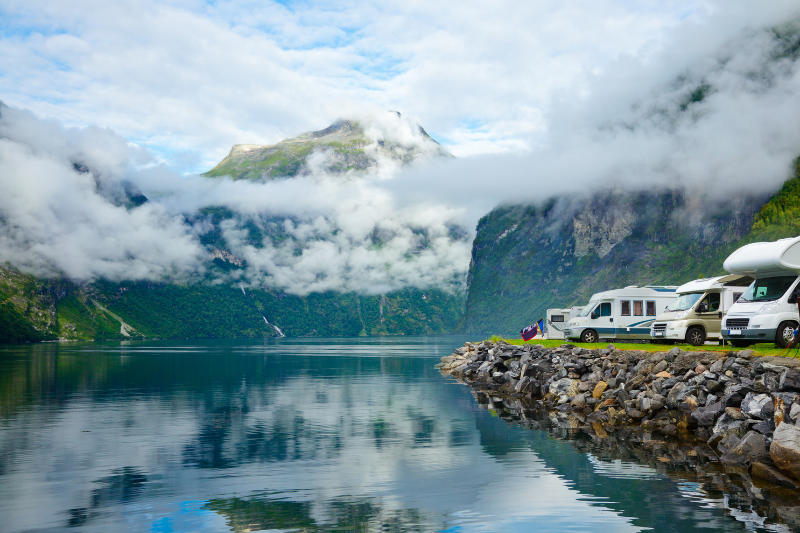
[438, 341, 800, 491]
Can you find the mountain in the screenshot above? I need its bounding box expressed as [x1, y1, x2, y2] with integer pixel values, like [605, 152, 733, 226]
[462, 160, 800, 335]
[0, 115, 465, 344]
[204, 116, 451, 181]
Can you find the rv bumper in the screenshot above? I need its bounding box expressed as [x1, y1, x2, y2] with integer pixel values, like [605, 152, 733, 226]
[563, 328, 580, 340]
[721, 328, 775, 342]
[651, 326, 687, 341]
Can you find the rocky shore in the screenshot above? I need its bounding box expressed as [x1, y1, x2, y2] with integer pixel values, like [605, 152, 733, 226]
[438, 341, 800, 499]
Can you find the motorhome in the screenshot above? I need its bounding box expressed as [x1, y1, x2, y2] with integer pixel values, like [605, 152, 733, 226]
[649, 275, 752, 346]
[720, 236, 800, 348]
[544, 306, 584, 339]
[563, 286, 678, 343]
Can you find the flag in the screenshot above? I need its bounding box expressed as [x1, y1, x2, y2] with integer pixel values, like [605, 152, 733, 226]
[537, 318, 545, 337]
[520, 322, 538, 341]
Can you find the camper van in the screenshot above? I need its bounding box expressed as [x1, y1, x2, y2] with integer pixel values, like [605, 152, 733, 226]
[649, 275, 752, 346]
[545, 306, 584, 339]
[563, 286, 678, 343]
[720, 236, 800, 348]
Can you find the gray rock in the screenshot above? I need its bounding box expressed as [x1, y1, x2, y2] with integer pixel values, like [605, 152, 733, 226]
[549, 378, 579, 400]
[717, 433, 742, 454]
[667, 382, 688, 409]
[739, 349, 755, 359]
[705, 380, 723, 393]
[692, 402, 724, 427]
[722, 384, 753, 407]
[653, 360, 668, 374]
[740, 393, 774, 420]
[751, 419, 776, 435]
[791, 403, 800, 421]
[780, 369, 800, 392]
[667, 347, 682, 357]
[650, 395, 666, 412]
[709, 359, 724, 373]
[770, 422, 800, 481]
[709, 413, 747, 447]
[720, 431, 769, 468]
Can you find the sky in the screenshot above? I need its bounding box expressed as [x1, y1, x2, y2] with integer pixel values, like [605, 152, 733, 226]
[3, 1, 800, 293]
[0, 0, 777, 173]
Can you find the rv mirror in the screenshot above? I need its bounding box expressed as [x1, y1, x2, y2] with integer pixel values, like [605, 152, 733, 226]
[591, 312, 598, 320]
[697, 302, 708, 313]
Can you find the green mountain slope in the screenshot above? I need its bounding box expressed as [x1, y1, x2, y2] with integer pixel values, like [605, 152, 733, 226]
[204, 118, 450, 181]
[463, 162, 800, 336]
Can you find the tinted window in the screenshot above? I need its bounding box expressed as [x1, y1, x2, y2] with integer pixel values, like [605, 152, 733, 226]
[621, 301, 630, 316]
[700, 293, 720, 312]
[599, 302, 611, 317]
[646, 301, 655, 316]
[551, 315, 564, 323]
[739, 276, 797, 303]
[633, 301, 643, 316]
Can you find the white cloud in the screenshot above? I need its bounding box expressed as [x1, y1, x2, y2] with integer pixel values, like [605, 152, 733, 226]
[0, 0, 741, 172]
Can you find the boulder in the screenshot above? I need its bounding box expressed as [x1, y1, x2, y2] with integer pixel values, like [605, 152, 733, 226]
[709, 359, 724, 373]
[709, 413, 747, 447]
[740, 393, 774, 420]
[791, 403, 800, 421]
[722, 385, 753, 407]
[550, 378, 579, 401]
[593, 381, 608, 399]
[653, 360, 668, 374]
[780, 369, 800, 392]
[770, 422, 800, 481]
[720, 431, 769, 468]
[666, 382, 688, 409]
[751, 461, 800, 490]
[750, 419, 776, 435]
[691, 402, 724, 427]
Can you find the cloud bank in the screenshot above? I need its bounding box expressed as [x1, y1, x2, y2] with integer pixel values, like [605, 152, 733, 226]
[4, 7, 800, 296]
[0, 104, 471, 294]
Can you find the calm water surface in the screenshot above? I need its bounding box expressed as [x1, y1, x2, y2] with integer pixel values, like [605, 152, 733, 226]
[0, 337, 789, 532]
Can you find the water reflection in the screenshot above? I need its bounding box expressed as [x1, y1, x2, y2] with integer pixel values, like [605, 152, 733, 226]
[0, 337, 793, 532]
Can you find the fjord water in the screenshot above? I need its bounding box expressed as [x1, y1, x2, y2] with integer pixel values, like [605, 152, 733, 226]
[0, 338, 779, 532]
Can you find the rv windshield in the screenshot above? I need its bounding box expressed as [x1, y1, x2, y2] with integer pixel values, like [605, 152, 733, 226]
[667, 293, 703, 312]
[578, 302, 598, 317]
[737, 276, 797, 303]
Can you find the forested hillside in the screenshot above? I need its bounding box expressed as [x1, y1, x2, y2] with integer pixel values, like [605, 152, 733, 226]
[463, 160, 800, 335]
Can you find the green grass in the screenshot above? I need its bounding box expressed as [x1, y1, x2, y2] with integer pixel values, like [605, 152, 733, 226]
[485, 335, 800, 358]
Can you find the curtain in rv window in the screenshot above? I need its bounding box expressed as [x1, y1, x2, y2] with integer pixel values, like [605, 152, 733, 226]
[551, 315, 564, 322]
[598, 302, 612, 317]
[621, 301, 630, 316]
[633, 301, 643, 316]
[646, 301, 655, 316]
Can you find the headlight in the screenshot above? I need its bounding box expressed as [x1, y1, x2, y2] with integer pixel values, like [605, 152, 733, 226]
[758, 301, 780, 314]
[674, 311, 689, 320]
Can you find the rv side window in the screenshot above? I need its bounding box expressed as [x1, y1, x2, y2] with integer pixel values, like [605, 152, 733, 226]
[646, 301, 655, 316]
[551, 315, 564, 322]
[599, 302, 611, 317]
[621, 301, 630, 316]
[633, 301, 643, 316]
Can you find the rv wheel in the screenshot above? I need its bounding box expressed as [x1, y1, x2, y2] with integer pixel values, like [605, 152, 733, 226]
[580, 329, 598, 343]
[686, 327, 706, 346]
[775, 321, 797, 349]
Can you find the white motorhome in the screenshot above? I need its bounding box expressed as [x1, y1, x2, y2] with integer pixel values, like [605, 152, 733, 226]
[649, 275, 752, 346]
[721, 236, 800, 348]
[563, 286, 678, 343]
[545, 307, 584, 339]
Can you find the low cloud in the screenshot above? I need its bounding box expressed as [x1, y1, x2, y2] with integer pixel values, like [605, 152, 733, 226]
[0, 105, 471, 294]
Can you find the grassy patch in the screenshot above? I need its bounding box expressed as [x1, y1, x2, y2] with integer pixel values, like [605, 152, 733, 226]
[484, 335, 800, 358]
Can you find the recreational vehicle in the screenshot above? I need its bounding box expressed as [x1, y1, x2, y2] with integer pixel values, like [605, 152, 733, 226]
[545, 306, 584, 339]
[563, 286, 678, 343]
[720, 236, 800, 348]
[649, 275, 752, 346]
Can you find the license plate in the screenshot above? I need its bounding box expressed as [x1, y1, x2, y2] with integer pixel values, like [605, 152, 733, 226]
[654, 331, 664, 337]
[729, 330, 741, 336]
